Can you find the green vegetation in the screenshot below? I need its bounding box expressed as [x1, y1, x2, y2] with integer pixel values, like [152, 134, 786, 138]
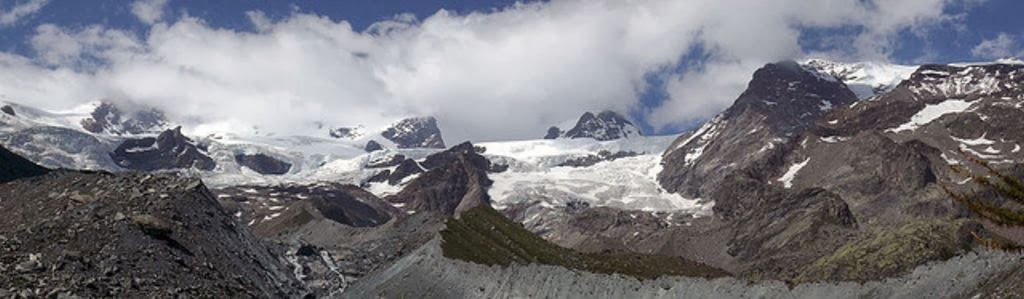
[795, 220, 969, 283]
[439, 205, 729, 280]
[945, 155, 1024, 226]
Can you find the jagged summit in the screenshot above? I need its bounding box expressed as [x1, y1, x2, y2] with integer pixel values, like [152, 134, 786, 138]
[545, 110, 641, 141]
[382, 116, 446, 149]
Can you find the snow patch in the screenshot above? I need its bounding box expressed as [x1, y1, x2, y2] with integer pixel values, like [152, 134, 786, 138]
[952, 134, 996, 146]
[819, 136, 848, 143]
[887, 99, 973, 133]
[777, 158, 810, 189]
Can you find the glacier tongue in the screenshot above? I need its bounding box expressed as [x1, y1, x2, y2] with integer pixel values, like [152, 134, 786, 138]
[480, 136, 711, 214]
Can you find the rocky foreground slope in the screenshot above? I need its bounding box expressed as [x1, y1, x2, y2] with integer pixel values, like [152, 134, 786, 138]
[0, 150, 307, 298]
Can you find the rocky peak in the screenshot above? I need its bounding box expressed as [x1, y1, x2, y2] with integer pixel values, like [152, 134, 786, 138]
[727, 60, 859, 135]
[110, 126, 216, 171]
[659, 60, 858, 198]
[547, 111, 641, 141]
[80, 102, 167, 135]
[381, 117, 446, 149]
[387, 142, 492, 217]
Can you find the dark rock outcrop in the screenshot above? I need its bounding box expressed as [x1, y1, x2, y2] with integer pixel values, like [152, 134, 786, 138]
[381, 117, 446, 149]
[80, 102, 166, 135]
[234, 153, 291, 175]
[0, 171, 306, 298]
[364, 140, 384, 152]
[1, 105, 15, 116]
[554, 111, 641, 141]
[110, 127, 216, 171]
[0, 145, 48, 183]
[544, 126, 561, 139]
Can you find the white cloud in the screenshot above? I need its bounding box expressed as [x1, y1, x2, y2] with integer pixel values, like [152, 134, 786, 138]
[0, 0, 976, 142]
[971, 33, 1019, 59]
[130, 0, 169, 25]
[0, 0, 49, 26]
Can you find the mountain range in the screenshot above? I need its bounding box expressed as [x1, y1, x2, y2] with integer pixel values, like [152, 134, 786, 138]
[1, 58, 1023, 298]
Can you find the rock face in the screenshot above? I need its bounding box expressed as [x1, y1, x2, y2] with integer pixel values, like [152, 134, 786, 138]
[364, 140, 384, 152]
[388, 142, 493, 217]
[0, 171, 306, 298]
[549, 111, 641, 141]
[659, 60, 859, 200]
[110, 127, 216, 171]
[234, 153, 291, 175]
[216, 184, 397, 232]
[80, 102, 166, 135]
[0, 145, 48, 183]
[382, 117, 446, 149]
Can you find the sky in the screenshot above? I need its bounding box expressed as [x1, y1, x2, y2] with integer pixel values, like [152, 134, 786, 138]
[0, 0, 1022, 143]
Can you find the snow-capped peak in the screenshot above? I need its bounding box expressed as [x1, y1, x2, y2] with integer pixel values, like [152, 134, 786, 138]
[801, 59, 918, 100]
[545, 111, 642, 141]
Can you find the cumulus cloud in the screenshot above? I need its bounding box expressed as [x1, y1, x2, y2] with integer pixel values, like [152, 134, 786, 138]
[130, 0, 169, 25]
[0, 0, 49, 26]
[971, 33, 1020, 59]
[0, 0, 977, 142]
